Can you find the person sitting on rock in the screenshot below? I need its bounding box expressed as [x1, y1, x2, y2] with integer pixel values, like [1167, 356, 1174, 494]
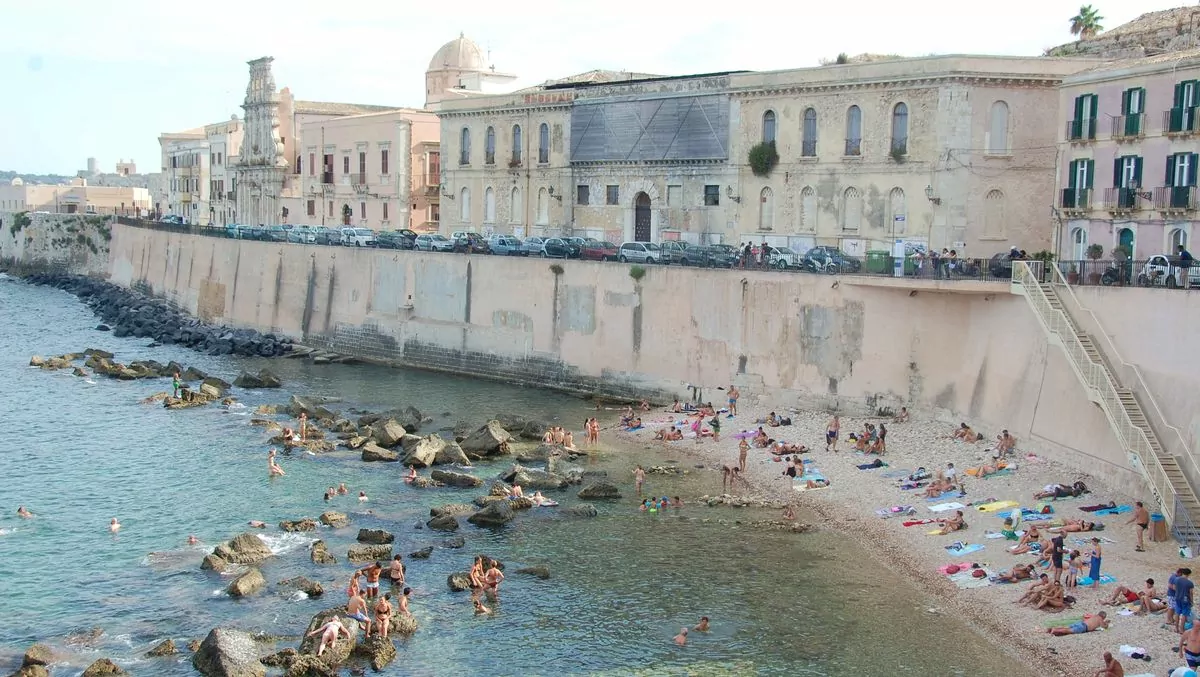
[404, 467, 417, 484]
[347, 589, 373, 637]
[509, 484, 524, 499]
[306, 617, 350, 657]
[374, 593, 393, 638]
[542, 429, 555, 443]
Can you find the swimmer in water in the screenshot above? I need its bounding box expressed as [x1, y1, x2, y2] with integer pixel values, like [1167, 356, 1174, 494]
[358, 491, 368, 502]
[694, 616, 710, 632]
[673, 627, 688, 646]
[473, 598, 491, 615]
[268, 448, 285, 476]
[247, 520, 267, 528]
[338, 483, 348, 495]
[109, 518, 121, 533]
[187, 534, 199, 546]
[17, 506, 33, 519]
[404, 466, 417, 484]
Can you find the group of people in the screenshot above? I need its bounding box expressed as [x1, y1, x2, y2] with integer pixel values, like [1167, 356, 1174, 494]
[640, 496, 683, 512]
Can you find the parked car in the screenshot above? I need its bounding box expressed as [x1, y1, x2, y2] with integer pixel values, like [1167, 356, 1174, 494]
[580, 240, 619, 261]
[1137, 254, 1200, 288]
[237, 224, 265, 240]
[340, 227, 376, 247]
[659, 241, 695, 265]
[802, 246, 861, 274]
[261, 225, 288, 242]
[311, 226, 339, 245]
[224, 223, 244, 239]
[765, 246, 802, 270]
[701, 244, 740, 268]
[564, 237, 598, 252]
[488, 235, 525, 256]
[287, 225, 316, 244]
[161, 215, 185, 225]
[376, 229, 417, 250]
[988, 253, 1015, 279]
[617, 241, 662, 264]
[453, 232, 491, 254]
[540, 237, 579, 258]
[521, 236, 547, 256]
[414, 233, 455, 252]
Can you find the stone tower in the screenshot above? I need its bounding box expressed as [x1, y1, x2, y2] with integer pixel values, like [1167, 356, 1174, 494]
[234, 57, 288, 225]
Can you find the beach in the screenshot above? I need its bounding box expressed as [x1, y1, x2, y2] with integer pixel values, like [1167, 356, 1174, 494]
[614, 396, 1188, 677]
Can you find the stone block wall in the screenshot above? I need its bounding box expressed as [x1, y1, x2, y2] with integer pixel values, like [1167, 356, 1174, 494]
[0, 211, 112, 275]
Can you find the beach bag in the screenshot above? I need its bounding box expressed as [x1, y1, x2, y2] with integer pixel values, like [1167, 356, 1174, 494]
[944, 564, 961, 574]
[971, 569, 986, 578]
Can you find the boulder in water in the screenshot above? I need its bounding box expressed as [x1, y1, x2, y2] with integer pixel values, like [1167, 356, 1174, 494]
[578, 482, 622, 500]
[201, 554, 229, 572]
[460, 421, 513, 457]
[80, 658, 127, 676]
[310, 540, 337, 565]
[508, 467, 568, 491]
[22, 644, 53, 667]
[347, 544, 392, 564]
[360, 443, 399, 462]
[192, 628, 266, 677]
[278, 576, 324, 598]
[212, 533, 272, 565]
[353, 636, 397, 671]
[356, 528, 394, 545]
[434, 440, 471, 466]
[201, 376, 231, 396]
[409, 546, 434, 559]
[403, 434, 445, 468]
[467, 500, 515, 527]
[232, 369, 282, 389]
[426, 514, 460, 531]
[447, 572, 472, 592]
[515, 565, 551, 579]
[226, 568, 266, 597]
[319, 511, 349, 528]
[392, 613, 418, 637]
[298, 608, 357, 667]
[563, 503, 599, 518]
[430, 469, 482, 488]
[440, 536, 466, 548]
[429, 503, 475, 518]
[372, 419, 407, 447]
[279, 518, 317, 532]
[145, 639, 178, 657]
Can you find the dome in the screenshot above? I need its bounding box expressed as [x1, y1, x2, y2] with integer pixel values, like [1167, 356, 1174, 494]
[11, 178, 23, 186]
[428, 33, 486, 72]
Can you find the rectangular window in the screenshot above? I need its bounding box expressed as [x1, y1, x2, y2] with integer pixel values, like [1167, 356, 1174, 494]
[358, 152, 366, 175]
[667, 185, 682, 206]
[382, 202, 389, 220]
[343, 156, 350, 174]
[307, 200, 315, 216]
[1170, 153, 1197, 187]
[1115, 156, 1140, 188]
[360, 202, 366, 219]
[1070, 94, 1098, 139]
[703, 185, 720, 206]
[427, 151, 439, 181]
[576, 185, 590, 205]
[605, 185, 619, 205]
[328, 201, 334, 217]
[309, 153, 315, 176]
[381, 149, 390, 175]
[430, 204, 440, 222]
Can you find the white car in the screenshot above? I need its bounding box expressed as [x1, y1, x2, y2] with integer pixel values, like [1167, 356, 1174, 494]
[617, 242, 661, 263]
[1137, 254, 1200, 288]
[340, 227, 376, 247]
[414, 233, 455, 252]
[766, 246, 801, 269]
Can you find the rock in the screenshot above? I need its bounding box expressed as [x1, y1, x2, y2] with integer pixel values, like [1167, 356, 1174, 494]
[508, 496, 535, 510]
[514, 443, 560, 464]
[447, 572, 472, 592]
[146, 639, 178, 657]
[319, 511, 349, 528]
[426, 514, 460, 531]
[200, 383, 223, 400]
[260, 648, 297, 668]
[227, 568, 266, 597]
[391, 613, 418, 638]
[287, 395, 337, 420]
[298, 608, 357, 666]
[310, 541, 337, 565]
[403, 434, 445, 468]
[356, 528, 394, 545]
[510, 468, 568, 491]
[563, 504, 599, 518]
[372, 419, 407, 447]
[95, 324, 112, 331]
[192, 628, 266, 677]
[278, 576, 324, 598]
[360, 442, 399, 462]
[212, 533, 272, 564]
[489, 481, 511, 496]
[433, 440, 472, 466]
[233, 369, 282, 389]
[279, 518, 317, 532]
[358, 406, 423, 433]
[474, 495, 507, 507]
[188, 639, 202, 652]
[460, 421, 513, 457]
[353, 635, 397, 671]
[72, 366, 88, 377]
[409, 546, 434, 559]
[347, 544, 392, 564]
[429, 503, 475, 518]
[467, 500, 515, 527]
[201, 554, 229, 572]
[202, 376, 231, 396]
[345, 435, 369, 450]
[180, 366, 207, 381]
[515, 566, 551, 579]
[430, 469, 483, 488]
[80, 658, 127, 676]
[22, 644, 53, 667]
[578, 482, 622, 500]
[399, 434, 423, 452]
[28, 355, 45, 367]
[409, 476, 443, 489]
[11, 666, 50, 677]
[439, 536, 466, 548]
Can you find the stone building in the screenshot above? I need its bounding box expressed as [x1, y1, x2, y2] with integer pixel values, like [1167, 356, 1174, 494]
[234, 57, 291, 227]
[158, 127, 207, 223]
[0, 177, 149, 216]
[437, 55, 1097, 254]
[206, 117, 243, 226]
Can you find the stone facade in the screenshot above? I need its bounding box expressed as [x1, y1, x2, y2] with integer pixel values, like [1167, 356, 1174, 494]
[234, 57, 290, 227]
[0, 178, 149, 217]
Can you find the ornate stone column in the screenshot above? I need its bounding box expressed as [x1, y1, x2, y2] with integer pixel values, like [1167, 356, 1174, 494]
[396, 120, 412, 229]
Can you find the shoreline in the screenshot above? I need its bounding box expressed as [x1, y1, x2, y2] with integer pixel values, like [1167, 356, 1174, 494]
[613, 401, 1187, 677]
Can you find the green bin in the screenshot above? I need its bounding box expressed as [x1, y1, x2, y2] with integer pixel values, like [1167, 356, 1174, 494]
[865, 250, 890, 274]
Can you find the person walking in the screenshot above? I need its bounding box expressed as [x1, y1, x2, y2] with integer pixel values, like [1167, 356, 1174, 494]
[1128, 501, 1150, 552]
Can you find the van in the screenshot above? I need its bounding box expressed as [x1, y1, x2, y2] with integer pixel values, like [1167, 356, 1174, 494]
[488, 235, 525, 256]
[340, 227, 376, 247]
[617, 241, 661, 264]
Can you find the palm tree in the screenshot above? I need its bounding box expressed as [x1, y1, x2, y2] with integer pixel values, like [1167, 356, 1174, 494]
[1070, 5, 1104, 40]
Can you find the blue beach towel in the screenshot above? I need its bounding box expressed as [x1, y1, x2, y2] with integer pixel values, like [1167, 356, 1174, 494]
[880, 468, 913, 479]
[926, 492, 967, 502]
[945, 543, 985, 557]
[797, 473, 827, 483]
[1094, 505, 1132, 516]
[1077, 574, 1117, 586]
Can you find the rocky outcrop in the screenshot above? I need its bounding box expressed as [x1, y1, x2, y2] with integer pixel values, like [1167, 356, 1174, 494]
[212, 533, 272, 565]
[515, 566, 551, 579]
[286, 395, 338, 420]
[279, 518, 317, 532]
[430, 469, 483, 488]
[319, 511, 349, 528]
[201, 554, 229, 572]
[360, 443, 399, 462]
[563, 503, 599, 518]
[353, 636, 397, 671]
[298, 608, 357, 667]
[503, 466, 568, 491]
[391, 614, 418, 638]
[233, 369, 282, 389]
[426, 514, 460, 531]
[409, 546, 434, 559]
[492, 413, 550, 440]
[372, 419, 407, 447]
[227, 568, 266, 597]
[310, 541, 337, 565]
[403, 434, 445, 468]
[440, 535, 466, 548]
[144, 639, 177, 657]
[358, 406, 423, 433]
[192, 628, 266, 677]
[430, 503, 475, 518]
[80, 658, 126, 676]
[356, 528, 394, 545]
[467, 501, 515, 527]
[447, 572, 472, 592]
[459, 421, 513, 457]
[515, 443, 560, 464]
[21, 644, 53, 668]
[347, 544, 392, 564]
[578, 482, 622, 500]
[434, 441, 471, 466]
[278, 576, 324, 598]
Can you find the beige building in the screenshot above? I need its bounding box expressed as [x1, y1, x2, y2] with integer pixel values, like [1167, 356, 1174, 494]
[439, 55, 1099, 254]
[158, 127, 208, 223]
[0, 177, 149, 215]
[205, 118, 243, 226]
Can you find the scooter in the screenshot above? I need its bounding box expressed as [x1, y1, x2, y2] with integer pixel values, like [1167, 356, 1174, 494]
[803, 254, 839, 275]
[1100, 263, 1124, 286]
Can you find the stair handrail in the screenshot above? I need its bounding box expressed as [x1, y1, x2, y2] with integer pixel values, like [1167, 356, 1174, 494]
[1044, 262, 1195, 472]
[1012, 261, 1180, 525]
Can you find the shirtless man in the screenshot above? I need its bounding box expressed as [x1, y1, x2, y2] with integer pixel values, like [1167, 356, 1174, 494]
[473, 598, 491, 615]
[1092, 651, 1124, 677]
[673, 627, 688, 646]
[634, 465, 646, 497]
[727, 385, 739, 416]
[694, 616, 710, 632]
[398, 587, 413, 616]
[374, 593, 393, 638]
[16, 506, 33, 518]
[187, 534, 199, 546]
[1107, 578, 1165, 614]
[1017, 574, 1051, 604]
[995, 429, 1016, 458]
[347, 589, 373, 637]
[994, 564, 1035, 583]
[721, 465, 734, 492]
[359, 561, 384, 600]
[1047, 611, 1109, 635]
[1180, 619, 1200, 669]
[951, 423, 975, 441]
[1034, 581, 1066, 610]
[1128, 501, 1151, 552]
[825, 415, 840, 452]
[306, 616, 350, 657]
[109, 518, 121, 533]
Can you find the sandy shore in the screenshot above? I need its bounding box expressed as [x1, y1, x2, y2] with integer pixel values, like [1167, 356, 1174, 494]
[610, 399, 1188, 677]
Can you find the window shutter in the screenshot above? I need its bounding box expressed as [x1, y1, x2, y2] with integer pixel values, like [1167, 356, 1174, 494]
[1113, 158, 1122, 187]
[1190, 154, 1199, 187]
[1089, 94, 1099, 119]
[1068, 160, 1078, 189]
[1085, 159, 1095, 189]
[1167, 155, 1178, 186]
[1133, 157, 1142, 187]
[1074, 96, 1084, 121]
[1121, 89, 1131, 115]
[1135, 88, 1146, 114]
[1175, 83, 1185, 108]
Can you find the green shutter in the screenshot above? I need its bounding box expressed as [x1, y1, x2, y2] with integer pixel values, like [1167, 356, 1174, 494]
[1121, 89, 1131, 115]
[1113, 158, 1122, 187]
[1176, 83, 1185, 108]
[1133, 157, 1142, 187]
[1191, 154, 1199, 187]
[1068, 160, 1078, 189]
[1085, 159, 1095, 189]
[1168, 155, 1178, 186]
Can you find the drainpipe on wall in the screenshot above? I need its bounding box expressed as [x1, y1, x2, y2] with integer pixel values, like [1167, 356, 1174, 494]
[397, 120, 412, 230]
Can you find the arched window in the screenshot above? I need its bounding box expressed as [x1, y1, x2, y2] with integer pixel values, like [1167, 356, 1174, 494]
[484, 126, 496, 164]
[759, 188, 775, 230]
[459, 128, 471, 165]
[537, 188, 549, 225]
[888, 188, 906, 235]
[1170, 227, 1189, 252]
[1071, 226, 1088, 260]
[988, 102, 1010, 154]
[510, 187, 522, 223]
[842, 187, 862, 231]
[845, 106, 862, 156]
[762, 110, 777, 144]
[484, 187, 496, 223]
[800, 186, 817, 232]
[891, 103, 908, 156]
[459, 187, 470, 222]
[802, 108, 817, 157]
[538, 123, 550, 163]
[511, 125, 522, 165]
[984, 190, 1005, 238]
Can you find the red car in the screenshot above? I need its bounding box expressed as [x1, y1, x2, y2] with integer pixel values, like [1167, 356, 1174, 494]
[580, 240, 619, 261]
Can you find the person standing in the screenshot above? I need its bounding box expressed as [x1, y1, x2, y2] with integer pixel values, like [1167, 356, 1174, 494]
[738, 438, 748, 472]
[1128, 501, 1150, 552]
[1177, 568, 1195, 633]
[825, 415, 840, 452]
[634, 465, 646, 497]
[347, 589, 372, 637]
[172, 372, 182, 398]
[709, 414, 721, 442]
[484, 560, 505, 601]
[1087, 538, 1103, 589]
[727, 385, 740, 417]
[1050, 534, 1066, 584]
[1179, 244, 1195, 290]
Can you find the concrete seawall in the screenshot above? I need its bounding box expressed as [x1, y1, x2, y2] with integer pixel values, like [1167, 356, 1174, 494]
[105, 221, 1144, 495]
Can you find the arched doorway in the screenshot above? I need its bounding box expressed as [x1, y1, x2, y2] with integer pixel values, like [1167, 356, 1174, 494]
[634, 192, 651, 242]
[1117, 227, 1135, 258]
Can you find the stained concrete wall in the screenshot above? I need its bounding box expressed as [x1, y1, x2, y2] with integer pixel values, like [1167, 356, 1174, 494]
[106, 222, 1145, 496]
[0, 211, 112, 275]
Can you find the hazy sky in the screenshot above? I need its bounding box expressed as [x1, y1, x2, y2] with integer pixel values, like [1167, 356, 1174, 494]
[0, 0, 1183, 175]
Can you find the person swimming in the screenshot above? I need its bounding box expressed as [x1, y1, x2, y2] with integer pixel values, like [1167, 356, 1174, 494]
[337, 483, 348, 495]
[16, 506, 33, 519]
[187, 534, 199, 546]
[109, 518, 121, 533]
[673, 627, 688, 646]
[358, 491, 368, 502]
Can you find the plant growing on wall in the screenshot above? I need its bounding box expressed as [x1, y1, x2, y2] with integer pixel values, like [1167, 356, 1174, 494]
[549, 263, 564, 275]
[748, 142, 779, 177]
[628, 264, 646, 281]
[10, 211, 31, 236]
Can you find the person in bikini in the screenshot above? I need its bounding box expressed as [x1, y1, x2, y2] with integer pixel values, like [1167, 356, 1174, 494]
[892, 407, 909, 423]
[306, 616, 351, 657]
[404, 466, 417, 483]
[935, 510, 966, 535]
[484, 559, 505, 601]
[268, 448, 285, 476]
[469, 555, 486, 599]
[388, 555, 405, 585]
[993, 563, 1035, 583]
[1128, 501, 1150, 552]
[1049, 519, 1097, 534]
[374, 593, 394, 638]
[1047, 611, 1109, 635]
[951, 422, 976, 441]
[1017, 574, 1051, 604]
[654, 427, 683, 442]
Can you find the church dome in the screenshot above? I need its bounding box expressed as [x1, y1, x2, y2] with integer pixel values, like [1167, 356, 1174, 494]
[428, 33, 486, 72]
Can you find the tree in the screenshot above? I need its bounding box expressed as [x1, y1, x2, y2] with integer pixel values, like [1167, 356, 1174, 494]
[1070, 5, 1104, 40]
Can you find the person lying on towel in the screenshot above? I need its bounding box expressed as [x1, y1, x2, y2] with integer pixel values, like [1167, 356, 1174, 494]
[1047, 611, 1109, 635]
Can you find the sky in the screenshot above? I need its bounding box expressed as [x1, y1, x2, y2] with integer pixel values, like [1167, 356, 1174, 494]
[0, 0, 1186, 175]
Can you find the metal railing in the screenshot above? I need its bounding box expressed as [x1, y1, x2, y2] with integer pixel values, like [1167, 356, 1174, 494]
[801, 139, 817, 157]
[1103, 187, 1140, 211]
[1111, 113, 1144, 139]
[1065, 118, 1097, 141]
[844, 139, 861, 156]
[1013, 260, 1199, 541]
[1059, 188, 1091, 210]
[1155, 186, 1197, 211]
[1164, 107, 1200, 135]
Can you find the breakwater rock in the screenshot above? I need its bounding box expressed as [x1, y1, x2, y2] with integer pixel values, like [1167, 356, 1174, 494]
[22, 273, 294, 358]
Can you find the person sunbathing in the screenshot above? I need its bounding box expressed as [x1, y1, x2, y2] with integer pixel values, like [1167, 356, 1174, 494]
[936, 510, 966, 535]
[805, 478, 830, 489]
[923, 473, 955, 498]
[951, 422, 975, 441]
[654, 427, 682, 441]
[892, 407, 909, 423]
[1017, 574, 1051, 604]
[671, 399, 683, 413]
[907, 467, 930, 482]
[969, 462, 1006, 478]
[995, 430, 1017, 458]
[1014, 526, 1042, 548]
[765, 412, 780, 427]
[994, 564, 1036, 583]
[1046, 611, 1109, 635]
[770, 441, 808, 455]
[1033, 581, 1067, 610]
[622, 418, 643, 430]
[1034, 484, 1071, 500]
[1050, 519, 1097, 533]
[1105, 578, 1165, 614]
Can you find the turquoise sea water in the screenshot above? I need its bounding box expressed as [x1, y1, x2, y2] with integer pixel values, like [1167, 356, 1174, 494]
[0, 276, 1033, 676]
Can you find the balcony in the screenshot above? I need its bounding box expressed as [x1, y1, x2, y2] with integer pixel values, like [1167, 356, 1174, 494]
[1111, 114, 1145, 141]
[1065, 118, 1097, 142]
[1103, 186, 1140, 212]
[1059, 187, 1091, 213]
[1155, 185, 1197, 212]
[801, 139, 817, 157]
[484, 151, 495, 165]
[351, 172, 368, 186]
[1164, 107, 1200, 135]
[421, 174, 440, 196]
[844, 138, 862, 157]
[321, 172, 335, 185]
[509, 152, 522, 168]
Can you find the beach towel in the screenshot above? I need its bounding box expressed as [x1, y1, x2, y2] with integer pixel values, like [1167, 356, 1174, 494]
[925, 492, 967, 502]
[1094, 505, 1133, 516]
[975, 500, 1019, 513]
[797, 472, 826, 483]
[949, 569, 994, 589]
[857, 460, 887, 470]
[880, 469, 912, 479]
[1077, 574, 1117, 586]
[899, 482, 926, 490]
[903, 519, 936, 527]
[994, 507, 1052, 519]
[1041, 615, 1084, 628]
[977, 468, 1016, 479]
[875, 506, 915, 519]
[945, 543, 985, 557]
[1079, 502, 1118, 512]
[984, 531, 1009, 539]
[794, 483, 830, 493]
[966, 464, 1011, 478]
[929, 502, 966, 513]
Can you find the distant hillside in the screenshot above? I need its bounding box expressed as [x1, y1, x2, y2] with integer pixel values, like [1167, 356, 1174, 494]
[0, 170, 73, 185]
[1047, 6, 1200, 58]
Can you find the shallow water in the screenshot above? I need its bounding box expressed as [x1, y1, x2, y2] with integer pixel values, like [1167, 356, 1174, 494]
[0, 276, 1033, 676]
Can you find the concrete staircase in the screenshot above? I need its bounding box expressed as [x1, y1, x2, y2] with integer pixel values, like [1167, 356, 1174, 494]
[1012, 262, 1200, 546]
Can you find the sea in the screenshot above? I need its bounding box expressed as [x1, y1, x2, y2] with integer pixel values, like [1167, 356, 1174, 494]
[0, 274, 1033, 676]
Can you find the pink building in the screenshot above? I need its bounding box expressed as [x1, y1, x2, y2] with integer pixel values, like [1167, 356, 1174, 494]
[1056, 50, 1200, 263]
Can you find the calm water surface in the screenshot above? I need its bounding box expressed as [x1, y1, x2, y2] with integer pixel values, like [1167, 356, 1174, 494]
[0, 276, 1031, 676]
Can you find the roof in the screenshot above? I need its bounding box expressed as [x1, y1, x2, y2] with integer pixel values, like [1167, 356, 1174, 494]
[428, 33, 486, 72]
[293, 100, 399, 116]
[541, 70, 751, 92]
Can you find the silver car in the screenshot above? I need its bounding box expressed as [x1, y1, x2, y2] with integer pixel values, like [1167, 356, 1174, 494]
[617, 242, 661, 263]
[414, 234, 455, 252]
[287, 225, 316, 244]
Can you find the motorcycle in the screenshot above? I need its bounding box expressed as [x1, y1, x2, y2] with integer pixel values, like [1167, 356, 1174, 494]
[1100, 263, 1124, 286]
[804, 254, 839, 275]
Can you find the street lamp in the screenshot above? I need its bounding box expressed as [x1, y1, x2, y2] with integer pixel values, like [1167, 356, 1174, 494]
[924, 184, 941, 205]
